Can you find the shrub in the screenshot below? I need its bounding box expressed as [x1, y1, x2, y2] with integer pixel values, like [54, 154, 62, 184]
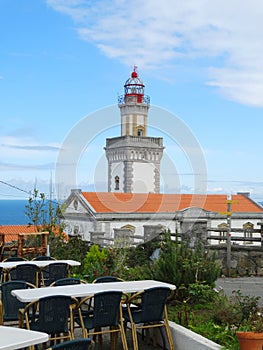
[187, 282, 217, 304]
[152, 231, 220, 301]
[120, 264, 153, 281]
[82, 244, 114, 282]
[213, 289, 260, 328]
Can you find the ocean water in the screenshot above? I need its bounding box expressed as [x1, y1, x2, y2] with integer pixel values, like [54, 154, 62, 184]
[1, 199, 263, 226]
[0, 200, 29, 225]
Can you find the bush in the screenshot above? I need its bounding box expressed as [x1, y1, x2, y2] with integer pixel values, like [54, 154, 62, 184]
[152, 231, 220, 301]
[82, 244, 118, 282]
[187, 282, 217, 304]
[120, 264, 153, 281]
[213, 289, 260, 327]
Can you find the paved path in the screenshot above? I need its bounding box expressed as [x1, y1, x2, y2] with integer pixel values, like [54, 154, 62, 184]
[216, 276, 263, 306]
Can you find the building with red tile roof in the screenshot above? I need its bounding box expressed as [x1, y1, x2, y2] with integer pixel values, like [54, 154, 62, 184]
[61, 70, 263, 246]
[62, 190, 263, 245]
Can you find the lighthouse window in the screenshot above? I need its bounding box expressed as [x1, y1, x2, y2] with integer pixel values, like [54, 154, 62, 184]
[115, 176, 120, 190]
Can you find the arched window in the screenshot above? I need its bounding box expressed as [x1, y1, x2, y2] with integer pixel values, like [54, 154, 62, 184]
[218, 223, 228, 243]
[243, 222, 254, 244]
[136, 125, 145, 137]
[121, 224, 135, 234]
[115, 176, 120, 190]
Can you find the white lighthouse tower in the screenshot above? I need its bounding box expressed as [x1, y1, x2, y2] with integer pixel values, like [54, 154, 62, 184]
[105, 67, 164, 193]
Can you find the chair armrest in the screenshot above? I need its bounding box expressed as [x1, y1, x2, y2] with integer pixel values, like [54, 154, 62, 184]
[19, 300, 38, 329]
[126, 290, 143, 305]
[0, 300, 3, 325]
[26, 282, 37, 289]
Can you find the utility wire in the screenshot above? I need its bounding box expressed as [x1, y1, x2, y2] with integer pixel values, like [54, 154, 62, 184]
[0, 180, 60, 205]
[0, 180, 31, 195]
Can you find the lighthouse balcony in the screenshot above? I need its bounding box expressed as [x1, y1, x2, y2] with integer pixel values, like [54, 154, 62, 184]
[105, 135, 163, 148]
[118, 94, 150, 105]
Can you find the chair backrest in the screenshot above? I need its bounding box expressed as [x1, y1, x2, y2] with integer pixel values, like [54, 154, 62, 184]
[1, 280, 31, 322]
[93, 275, 123, 283]
[33, 256, 56, 261]
[49, 338, 94, 350]
[33, 257, 56, 286]
[139, 287, 170, 323]
[37, 295, 74, 334]
[51, 277, 82, 286]
[47, 263, 69, 285]
[10, 264, 40, 286]
[92, 291, 122, 328]
[3, 257, 27, 262]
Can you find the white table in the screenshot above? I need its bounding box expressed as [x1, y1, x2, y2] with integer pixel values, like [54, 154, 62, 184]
[0, 325, 48, 350]
[12, 280, 176, 302]
[0, 259, 80, 270]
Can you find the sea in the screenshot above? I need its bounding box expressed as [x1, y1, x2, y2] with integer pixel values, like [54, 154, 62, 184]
[1, 199, 263, 226]
[0, 200, 29, 225]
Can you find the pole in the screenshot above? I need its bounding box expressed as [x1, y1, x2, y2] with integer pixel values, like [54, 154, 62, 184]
[226, 195, 232, 276]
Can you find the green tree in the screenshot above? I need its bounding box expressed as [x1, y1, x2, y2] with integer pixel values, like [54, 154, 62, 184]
[25, 188, 63, 233]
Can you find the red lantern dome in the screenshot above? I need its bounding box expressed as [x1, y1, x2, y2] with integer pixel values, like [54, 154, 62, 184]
[124, 67, 145, 103]
[118, 67, 150, 105]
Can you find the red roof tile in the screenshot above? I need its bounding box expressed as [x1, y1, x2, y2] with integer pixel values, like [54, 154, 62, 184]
[0, 225, 67, 243]
[0, 225, 39, 235]
[81, 192, 263, 214]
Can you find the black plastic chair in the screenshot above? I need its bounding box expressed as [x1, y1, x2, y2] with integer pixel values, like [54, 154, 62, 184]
[32, 256, 56, 261]
[9, 263, 41, 287]
[2, 257, 28, 281]
[32, 256, 56, 286]
[20, 295, 78, 343]
[47, 338, 94, 350]
[0, 267, 3, 283]
[123, 287, 174, 350]
[93, 275, 124, 283]
[0, 280, 35, 325]
[50, 277, 85, 286]
[76, 291, 128, 350]
[47, 262, 70, 285]
[3, 257, 27, 262]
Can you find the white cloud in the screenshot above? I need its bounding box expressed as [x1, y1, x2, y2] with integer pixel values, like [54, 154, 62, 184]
[0, 135, 61, 173]
[46, 0, 263, 106]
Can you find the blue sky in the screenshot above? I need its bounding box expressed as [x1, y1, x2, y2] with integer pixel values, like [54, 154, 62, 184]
[1, 0, 263, 202]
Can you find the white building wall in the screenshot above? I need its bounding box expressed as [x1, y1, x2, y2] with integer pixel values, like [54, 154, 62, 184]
[132, 162, 155, 193]
[106, 219, 177, 238]
[66, 201, 87, 214]
[63, 219, 94, 241]
[137, 114, 144, 126]
[121, 115, 133, 136]
[63, 214, 263, 247]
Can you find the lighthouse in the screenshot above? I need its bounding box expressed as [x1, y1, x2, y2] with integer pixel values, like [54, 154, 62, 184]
[105, 67, 164, 193]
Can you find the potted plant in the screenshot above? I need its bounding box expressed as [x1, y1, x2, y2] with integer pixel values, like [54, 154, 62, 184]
[236, 308, 263, 350]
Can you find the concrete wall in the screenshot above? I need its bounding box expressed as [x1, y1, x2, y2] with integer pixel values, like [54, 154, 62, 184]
[170, 322, 222, 350]
[152, 322, 222, 350]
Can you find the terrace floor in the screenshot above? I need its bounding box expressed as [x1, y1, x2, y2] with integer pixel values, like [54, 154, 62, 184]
[74, 326, 161, 349]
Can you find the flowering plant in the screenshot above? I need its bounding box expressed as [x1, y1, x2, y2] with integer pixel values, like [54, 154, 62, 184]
[238, 308, 263, 333]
